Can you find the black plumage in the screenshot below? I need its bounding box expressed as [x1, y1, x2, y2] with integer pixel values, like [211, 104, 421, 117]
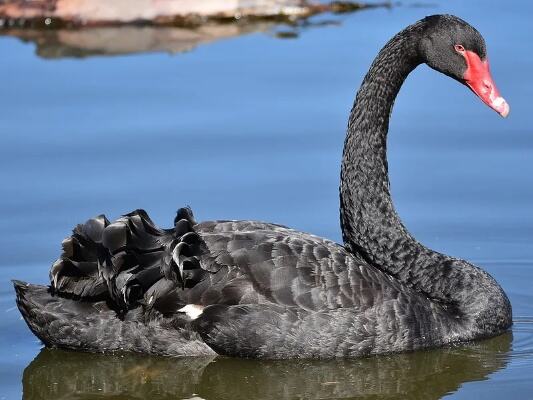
[13, 14, 512, 359]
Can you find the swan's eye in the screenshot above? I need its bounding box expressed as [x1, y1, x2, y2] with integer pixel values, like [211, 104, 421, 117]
[454, 44, 465, 53]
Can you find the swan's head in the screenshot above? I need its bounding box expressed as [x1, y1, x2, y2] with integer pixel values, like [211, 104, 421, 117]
[419, 15, 509, 117]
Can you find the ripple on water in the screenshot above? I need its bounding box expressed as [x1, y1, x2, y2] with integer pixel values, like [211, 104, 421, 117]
[509, 317, 533, 364]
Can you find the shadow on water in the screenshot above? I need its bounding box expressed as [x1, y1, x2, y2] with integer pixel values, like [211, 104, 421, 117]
[23, 332, 512, 400]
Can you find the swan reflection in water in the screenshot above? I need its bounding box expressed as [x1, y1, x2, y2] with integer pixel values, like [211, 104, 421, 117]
[23, 332, 511, 400]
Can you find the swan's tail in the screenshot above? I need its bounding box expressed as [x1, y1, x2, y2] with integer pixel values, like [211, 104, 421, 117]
[13, 280, 121, 350]
[13, 280, 53, 345]
[13, 280, 215, 355]
[13, 207, 218, 355]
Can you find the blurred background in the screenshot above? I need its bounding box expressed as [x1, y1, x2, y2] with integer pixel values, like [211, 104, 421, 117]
[1, 0, 532, 399]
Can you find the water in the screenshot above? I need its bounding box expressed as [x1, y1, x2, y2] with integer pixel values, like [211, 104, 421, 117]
[1, 1, 532, 398]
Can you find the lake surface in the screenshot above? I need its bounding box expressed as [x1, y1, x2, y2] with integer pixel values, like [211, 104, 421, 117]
[1, 0, 532, 399]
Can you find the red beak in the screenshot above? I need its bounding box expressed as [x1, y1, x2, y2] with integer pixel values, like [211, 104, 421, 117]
[462, 50, 509, 117]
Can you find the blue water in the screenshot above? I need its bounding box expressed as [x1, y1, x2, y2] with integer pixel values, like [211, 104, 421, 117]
[1, 1, 532, 399]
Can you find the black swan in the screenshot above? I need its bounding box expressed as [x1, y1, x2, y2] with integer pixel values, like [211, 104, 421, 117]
[14, 15, 512, 359]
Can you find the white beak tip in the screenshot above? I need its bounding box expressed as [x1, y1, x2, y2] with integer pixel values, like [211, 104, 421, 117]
[499, 102, 510, 118]
[493, 97, 510, 118]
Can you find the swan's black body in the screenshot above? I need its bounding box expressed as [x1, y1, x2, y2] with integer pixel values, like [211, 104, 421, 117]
[14, 15, 512, 359]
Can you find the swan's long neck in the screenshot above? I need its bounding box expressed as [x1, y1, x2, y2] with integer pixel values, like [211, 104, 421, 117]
[340, 24, 511, 337]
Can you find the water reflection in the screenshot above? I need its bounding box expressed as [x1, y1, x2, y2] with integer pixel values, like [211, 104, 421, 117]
[23, 333, 512, 400]
[2, 23, 281, 59]
[0, 12, 359, 59]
